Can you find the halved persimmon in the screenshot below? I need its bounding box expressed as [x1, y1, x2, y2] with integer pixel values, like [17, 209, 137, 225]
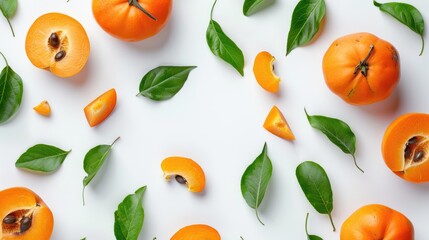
[84, 88, 117, 127]
[33, 101, 51, 116]
[171, 224, 221, 240]
[0, 187, 54, 240]
[161, 157, 206, 192]
[253, 51, 280, 93]
[263, 106, 295, 141]
[25, 13, 90, 78]
[382, 113, 429, 183]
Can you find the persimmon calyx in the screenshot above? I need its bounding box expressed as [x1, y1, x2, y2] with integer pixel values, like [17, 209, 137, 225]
[353, 44, 375, 78]
[128, 0, 157, 21]
[402, 135, 429, 171]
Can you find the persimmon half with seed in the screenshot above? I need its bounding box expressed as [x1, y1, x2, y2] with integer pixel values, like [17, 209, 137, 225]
[161, 157, 206, 192]
[25, 13, 90, 78]
[382, 113, 429, 183]
[0, 187, 54, 240]
[253, 51, 280, 93]
[171, 224, 221, 240]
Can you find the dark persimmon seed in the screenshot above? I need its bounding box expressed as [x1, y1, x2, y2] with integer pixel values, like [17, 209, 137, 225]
[55, 50, 66, 62]
[20, 217, 32, 233]
[414, 151, 425, 163]
[3, 214, 16, 224]
[404, 145, 412, 159]
[48, 33, 60, 48]
[407, 137, 418, 145]
[175, 175, 187, 184]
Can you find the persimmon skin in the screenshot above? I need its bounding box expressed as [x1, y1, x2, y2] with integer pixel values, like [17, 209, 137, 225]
[263, 106, 295, 141]
[84, 88, 117, 127]
[382, 113, 429, 183]
[253, 51, 280, 93]
[161, 157, 206, 193]
[92, 0, 172, 41]
[171, 224, 221, 240]
[341, 204, 414, 240]
[322, 32, 400, 105]
[25, 13, 90, 78]
[0, 187, 54, 240]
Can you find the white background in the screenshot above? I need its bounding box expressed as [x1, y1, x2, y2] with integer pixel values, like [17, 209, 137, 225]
[0, 0, 428, 239]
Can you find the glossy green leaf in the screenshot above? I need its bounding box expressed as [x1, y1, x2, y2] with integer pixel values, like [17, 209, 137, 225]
[243, 0, 274, 16]
[306, 213, 323, 240]
[286, 0, 325, 55]
[305, 109, 363, 173]
[137, 66, 197, 101]
[374, 0, 424, 56]
[241, 143, 272, 225]
[296, 161, 335, 231]
[0, 52, 22, 124]
[15, 144, 71, 173]
[207, 0, 244, 76]
[82, 137, 120, 205]
[0, 0, 17, 36]
[114, 186, 146, 240]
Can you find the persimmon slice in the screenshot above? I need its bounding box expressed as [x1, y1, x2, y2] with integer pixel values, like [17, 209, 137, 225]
[33, 101, 51, 116]
[253, 51, 280, 93]
[161, 157, 206, 193]
[382, 113, 429, 183]
[263, 106, 295, 141]
[25, 13, 90, 78]
[171, 224, 221, 240]
[0, 187, 54, 240]
[84, 88, 117, 127]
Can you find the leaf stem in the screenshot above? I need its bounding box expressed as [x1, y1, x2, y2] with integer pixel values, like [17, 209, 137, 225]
[210, 0, 218, 20]
[328, 213, 336, 232]
[6, 18, 15, 37]
[82, 186, 86, 206]
[373, 0, 381, 7]
[0, 51, 8, 66]
[128, 0, 157, 21]
[255, 208, 265, 226]
[305, 213, 310, 236]
[240, 237, 244, 240]
[354, 44, 374, 77]
[352, 154, 364, 173]
[420, 35, 424, 56]
[111, 136, 120, 147]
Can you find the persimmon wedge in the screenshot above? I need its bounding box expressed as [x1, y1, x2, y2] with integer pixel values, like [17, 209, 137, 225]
[33, 101, 51, 116]
[161, 157, 206, 192]
[263, 106, 295, 141]
[382, 113, 429, 183]
[253, 51, 280, 93]
[171, 224, 221, 240]
[0, 187, 54, 240]
[25, 13, 90, 78]
[84, 88, 117, 127]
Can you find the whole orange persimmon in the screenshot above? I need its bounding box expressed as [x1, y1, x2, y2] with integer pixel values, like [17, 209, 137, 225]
[92, 0, 172, 41]
[341, 204, 414, 240]
[322, 32, 400, 105]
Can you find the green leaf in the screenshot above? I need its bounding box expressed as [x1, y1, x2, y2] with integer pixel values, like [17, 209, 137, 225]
[374, 0, 424, 56]
[137, 66, 197, 101]
[207, 0, 245, 76]
[305, 213, 323, 240]
[286, 0, 325, 55]
[15, 144, 71, 173]
[241, 143, 272, 225]
[0, 52, 22, 124]
[0, 0, 17, 36]
[243, 0, 274, 16]
[305, 109, 363, 173]
[114, 186, 146, 240]
[82, 137, 120, 205]
[296, 161, 335, 232]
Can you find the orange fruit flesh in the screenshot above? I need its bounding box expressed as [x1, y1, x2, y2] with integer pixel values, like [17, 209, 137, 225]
[171, 224, 221, 240]
[263, 106, 295, 141]
[253, 51, 280, 93]
[25, 12, 90, 78]
[161, 157, 206, 193]
[382, 113, 429, 183]
[33, 101, 51, 116]
[84, 88, 117, 127]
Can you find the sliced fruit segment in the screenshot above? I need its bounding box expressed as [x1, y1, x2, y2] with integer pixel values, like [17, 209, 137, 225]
[33, 101, 51, 116]
[253, 51, 280, 93]
[263, 106, 295, 141]
[171, 224, 220, 240]
[161, 157, 206, 192]
[84, 88, 117, 127]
